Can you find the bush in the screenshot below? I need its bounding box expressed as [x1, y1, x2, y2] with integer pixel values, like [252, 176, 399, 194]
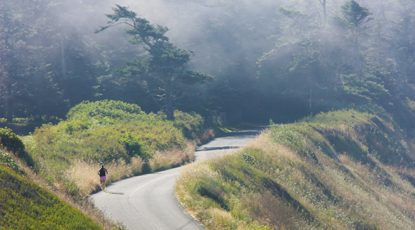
[173, 111, 205, 139]
[24, 100, 199, 196]
[0, 150, 24, 174]
[0, 127, 25, 153]
[66, 100, 144, 121]
[0, 116, 62, 135]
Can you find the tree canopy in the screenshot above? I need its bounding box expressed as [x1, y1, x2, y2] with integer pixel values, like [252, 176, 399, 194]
[1, 0, 415, 131]
[96, 5, 212, 120]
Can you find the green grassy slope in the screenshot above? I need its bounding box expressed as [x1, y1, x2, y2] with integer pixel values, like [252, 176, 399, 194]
[0, 164, 101, 230]
[0, 128, 121, 230]
[176, 110, 415, 229]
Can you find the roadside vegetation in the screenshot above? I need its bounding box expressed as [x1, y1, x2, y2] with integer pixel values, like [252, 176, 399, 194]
[3, 0, 415, 229]
[176, 110, 415, 229]
[0, 128, 117, 230]
[0, 99, 214, 229]
[23, 100, 207, 196]
[0, 165, 103, 230]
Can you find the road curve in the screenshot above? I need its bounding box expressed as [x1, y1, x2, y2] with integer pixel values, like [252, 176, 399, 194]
[91, 129, 262, 230]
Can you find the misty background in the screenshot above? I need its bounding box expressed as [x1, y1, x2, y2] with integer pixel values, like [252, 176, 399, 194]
[1, 0, 415, 128]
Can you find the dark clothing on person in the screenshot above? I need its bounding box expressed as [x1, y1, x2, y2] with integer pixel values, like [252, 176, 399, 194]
[99, 167, 108, 176]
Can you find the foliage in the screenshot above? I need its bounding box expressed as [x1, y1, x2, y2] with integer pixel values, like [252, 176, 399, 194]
[0, 151, 24, 174]
[24, 100, 201, 196]
[0, 166, 102, 230]
[172, 111, 205, 139]
[66, 100, 145, 121]
[96, 5, 212, 120]
[0, 116, 62, 136]
[332, 0, 373, 31]
[0, 128, 25, 153]
[2, 0, 415, 127]
[177, 110, 415, 229]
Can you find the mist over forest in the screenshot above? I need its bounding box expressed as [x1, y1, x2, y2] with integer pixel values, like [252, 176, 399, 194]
[1, 0, 415, 127]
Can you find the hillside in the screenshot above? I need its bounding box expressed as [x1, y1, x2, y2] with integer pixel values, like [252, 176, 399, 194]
[23, 100, 205, 195]
[176, 110, 415, 229]
[0, 151, 102, 230]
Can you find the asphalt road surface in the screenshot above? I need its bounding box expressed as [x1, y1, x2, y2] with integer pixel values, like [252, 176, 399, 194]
[91, 129, 262, 230]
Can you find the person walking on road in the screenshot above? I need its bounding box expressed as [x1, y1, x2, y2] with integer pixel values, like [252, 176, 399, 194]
[98, 163, 108, 189]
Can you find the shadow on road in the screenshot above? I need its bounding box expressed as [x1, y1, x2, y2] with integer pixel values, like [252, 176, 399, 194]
[103, 189, 124, 195]
[218, 129, 265, 137]
[196, 146, 239, 151]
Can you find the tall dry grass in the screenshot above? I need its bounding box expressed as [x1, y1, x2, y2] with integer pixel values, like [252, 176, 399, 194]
[66, 142, 195, 195]
[66, 157, 143, 195]
[199, 128, 215, 144]
[177, 115, 415, 230]
[244, 131, 299, 163]
[176, 158, 271, 230]
[149, 143, 195, 172]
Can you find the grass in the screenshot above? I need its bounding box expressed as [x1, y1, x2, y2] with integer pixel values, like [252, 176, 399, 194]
[22, 100, 204, 197]
[176, 109, 415, 229]
[1, 143, 124, 230]
[0, 165, 103, 230]
[1, 100, 213, 229]
[65, 144, 195, 195]
[0, 150, 25, 174]
[0, 129, 110, 229]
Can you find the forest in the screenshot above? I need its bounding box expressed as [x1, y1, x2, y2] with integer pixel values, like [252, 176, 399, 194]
[1, 0, 415, 130]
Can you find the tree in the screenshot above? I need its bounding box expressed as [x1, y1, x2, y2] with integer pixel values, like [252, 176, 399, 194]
[0, 0, 72, 121]
[96, 5, 212, 120]
[319, 0, 327, 25]
[0, 0, 33, 122]
[333, 0, 372, 74]
[340, 0, 372, 33]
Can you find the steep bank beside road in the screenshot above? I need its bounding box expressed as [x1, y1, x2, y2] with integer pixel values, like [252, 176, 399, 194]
[176, 110, 415, 229]
[0, 153, 102, 229]
[91, 130, 261, 230]
[0, 128, 124, 229]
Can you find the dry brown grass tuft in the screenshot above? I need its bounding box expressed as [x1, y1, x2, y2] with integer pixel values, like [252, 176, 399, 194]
[179, 163, 220, 181]
[199, 128, 215, 144]
[335, 154, 415, 229]
[244, 191, 299, 229]
[208, 208, 237, 228]
[66, 160, 101, 194]
[150, 144, 194, 171]
[244, 131, 300, 162]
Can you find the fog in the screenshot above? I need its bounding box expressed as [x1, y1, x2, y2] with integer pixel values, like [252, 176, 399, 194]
[1, 0, 415, 124]
[52, 0, 410, 74]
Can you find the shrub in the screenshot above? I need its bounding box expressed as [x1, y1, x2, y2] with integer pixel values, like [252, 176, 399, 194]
[119, 132, 151, 161]
[24, 100, 199, 196]
[173, 111, 205, 139]
[66, 100, 144, 121]
[0, 127, 24, 153]
[0, 150, 24, 174]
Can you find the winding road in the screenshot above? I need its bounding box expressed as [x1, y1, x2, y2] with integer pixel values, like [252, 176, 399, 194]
[91, 130, 262, 230]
